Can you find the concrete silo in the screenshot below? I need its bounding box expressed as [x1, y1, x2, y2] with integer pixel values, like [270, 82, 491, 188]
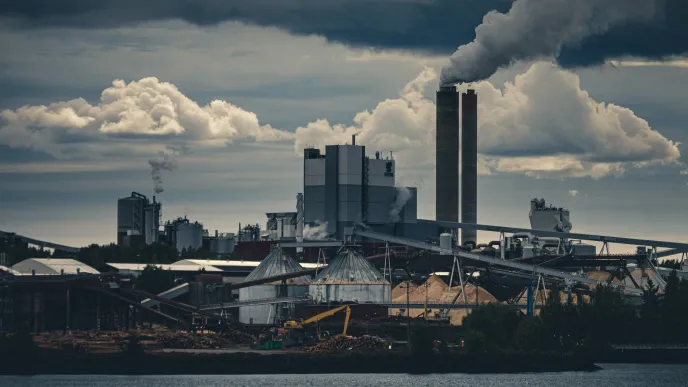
[309, 249, 391, 304]
[239, 247, 310, 325]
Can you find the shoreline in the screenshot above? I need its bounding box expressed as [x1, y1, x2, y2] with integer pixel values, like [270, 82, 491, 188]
[4, 347, 688, 376]
[0, 350, 600, 375]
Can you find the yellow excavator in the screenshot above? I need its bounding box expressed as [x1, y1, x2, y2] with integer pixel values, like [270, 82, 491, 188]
[283, 305, 351, 339]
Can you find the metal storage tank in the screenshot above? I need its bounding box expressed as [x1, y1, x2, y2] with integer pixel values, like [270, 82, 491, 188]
[309, 249, 391, 304]
[440, 233, 452, 254]
[176, 221, 203, 251]
[239, 247, 310, 325]
[144, 200, 161, 245]
[211, 233, 235, 256]
[117, 192, 147, 242]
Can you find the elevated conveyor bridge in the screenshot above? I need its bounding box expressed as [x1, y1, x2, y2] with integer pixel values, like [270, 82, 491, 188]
[353, 229, 645, 296]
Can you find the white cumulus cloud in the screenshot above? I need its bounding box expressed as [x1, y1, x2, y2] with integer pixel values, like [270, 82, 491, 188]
[475, 62, 680, 165]
[0, 77, 292, 158]
[568, 190, 580, 197]
[0, 63, 681, 181]
[293, 67, 436, 167]
[294, 62, 680, 179]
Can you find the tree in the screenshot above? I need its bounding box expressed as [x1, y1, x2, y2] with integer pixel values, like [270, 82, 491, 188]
[639, 278, 661, 342]
[410, 326, 434, 357]
[661, 270, 683, 341]
[462, 303, 521, 350]
[514, 317, 549, 351]
[541, 287, 566, 349]
[464, 330, 488, 354]
[136, 265, 177, 295]
[659, 259, 681, 270]
[583, 284, 633, 345]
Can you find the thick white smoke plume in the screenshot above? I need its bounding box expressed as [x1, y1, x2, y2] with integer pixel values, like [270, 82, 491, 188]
[148, 144, 190, 194]
[389, 187, 412, 223]
[440, 0, 658, 85]
[303, 221, 329, 240]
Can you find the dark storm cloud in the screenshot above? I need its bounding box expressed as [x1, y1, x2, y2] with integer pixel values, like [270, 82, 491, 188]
[0, 0, 509, 55]
[556, 0, 688, 67]
[2, 0, 686, 67]
[1, 0, 686, 66]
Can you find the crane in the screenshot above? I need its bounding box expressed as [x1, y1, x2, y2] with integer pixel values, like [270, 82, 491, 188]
[284, 305, 351, 339]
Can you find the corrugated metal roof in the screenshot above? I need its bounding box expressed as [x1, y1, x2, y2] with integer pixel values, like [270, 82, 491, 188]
[176, 259, 324, 270]
[0, 265, 21, 276]
[312, 249, 388, 284]
[243, 247, 310, 284]
[11, 258, 99, 275]
[175, 259, 260, 267]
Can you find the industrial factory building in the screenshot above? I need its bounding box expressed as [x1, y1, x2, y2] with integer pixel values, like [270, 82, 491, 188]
[116, 192, 161, 247]
[302, 137, 418, 241]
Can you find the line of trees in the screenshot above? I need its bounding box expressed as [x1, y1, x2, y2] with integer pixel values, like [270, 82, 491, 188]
[460, 271, 688, 353]
[1, 240, 223, 271]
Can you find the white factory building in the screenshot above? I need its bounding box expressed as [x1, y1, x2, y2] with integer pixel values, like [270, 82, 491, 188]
[116, 192, 161, 247]
[302, 136, 419, 240]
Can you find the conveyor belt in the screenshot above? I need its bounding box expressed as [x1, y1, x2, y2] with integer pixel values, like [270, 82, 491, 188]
[432, 221, 688, 250]
[354, 229, 644, 295]
[200, 296, 310, 311]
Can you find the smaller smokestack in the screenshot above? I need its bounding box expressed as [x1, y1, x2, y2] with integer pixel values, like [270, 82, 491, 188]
[352, 134, 356, 146]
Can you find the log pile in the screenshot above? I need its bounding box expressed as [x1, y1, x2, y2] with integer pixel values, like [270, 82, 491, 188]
[30, 325, 256, 352]
[303, 335, 385, 353]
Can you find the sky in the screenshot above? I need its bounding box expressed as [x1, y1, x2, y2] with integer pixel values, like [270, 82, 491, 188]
[0, 0, 687, 251]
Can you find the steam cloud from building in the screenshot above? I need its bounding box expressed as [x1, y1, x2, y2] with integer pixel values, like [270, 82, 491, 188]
[148, 144, 189, 194]
[303, 221, 329, 240]
[440, 0, 659, 85]
[389, 187, 412, 223]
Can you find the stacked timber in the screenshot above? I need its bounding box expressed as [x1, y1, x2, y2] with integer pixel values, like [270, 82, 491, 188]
[303, 335, 385, 353]
[30, 326, 256, 352]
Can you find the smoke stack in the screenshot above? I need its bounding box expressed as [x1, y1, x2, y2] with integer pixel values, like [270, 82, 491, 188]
[352, 134, 356, 146]
[461, 89, 478, 245]
[436, 86, 460, 226]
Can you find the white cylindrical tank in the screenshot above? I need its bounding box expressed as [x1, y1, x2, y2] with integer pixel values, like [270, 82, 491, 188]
[176, 222, 203, 251]
[309, 249, 391, 304]
[439, 233, 452, 254]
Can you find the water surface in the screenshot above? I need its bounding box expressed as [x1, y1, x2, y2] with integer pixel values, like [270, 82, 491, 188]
[1, 364, 685, 387]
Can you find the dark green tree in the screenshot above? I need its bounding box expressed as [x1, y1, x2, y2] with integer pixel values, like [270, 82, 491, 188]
[410, 326, 434, 357]
[462, 303, 521, 350]
[659, 259, 681, 270]
[541, 287, 566, 349]
[136, 265, 177, 294]
[514, 317, 549, 350]
[463, 330, 488, 354]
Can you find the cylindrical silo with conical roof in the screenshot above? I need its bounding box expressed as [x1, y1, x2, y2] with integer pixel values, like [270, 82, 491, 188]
[309, 249, 391, 304]
[239, 247, 310, 324]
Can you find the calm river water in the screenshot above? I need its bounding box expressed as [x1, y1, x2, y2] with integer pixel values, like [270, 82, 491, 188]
[0, 364, 686, 387]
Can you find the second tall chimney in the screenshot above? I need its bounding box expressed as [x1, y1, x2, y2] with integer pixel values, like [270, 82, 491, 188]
[436, 86, 460, 225]
[461, 89, 478, 245]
